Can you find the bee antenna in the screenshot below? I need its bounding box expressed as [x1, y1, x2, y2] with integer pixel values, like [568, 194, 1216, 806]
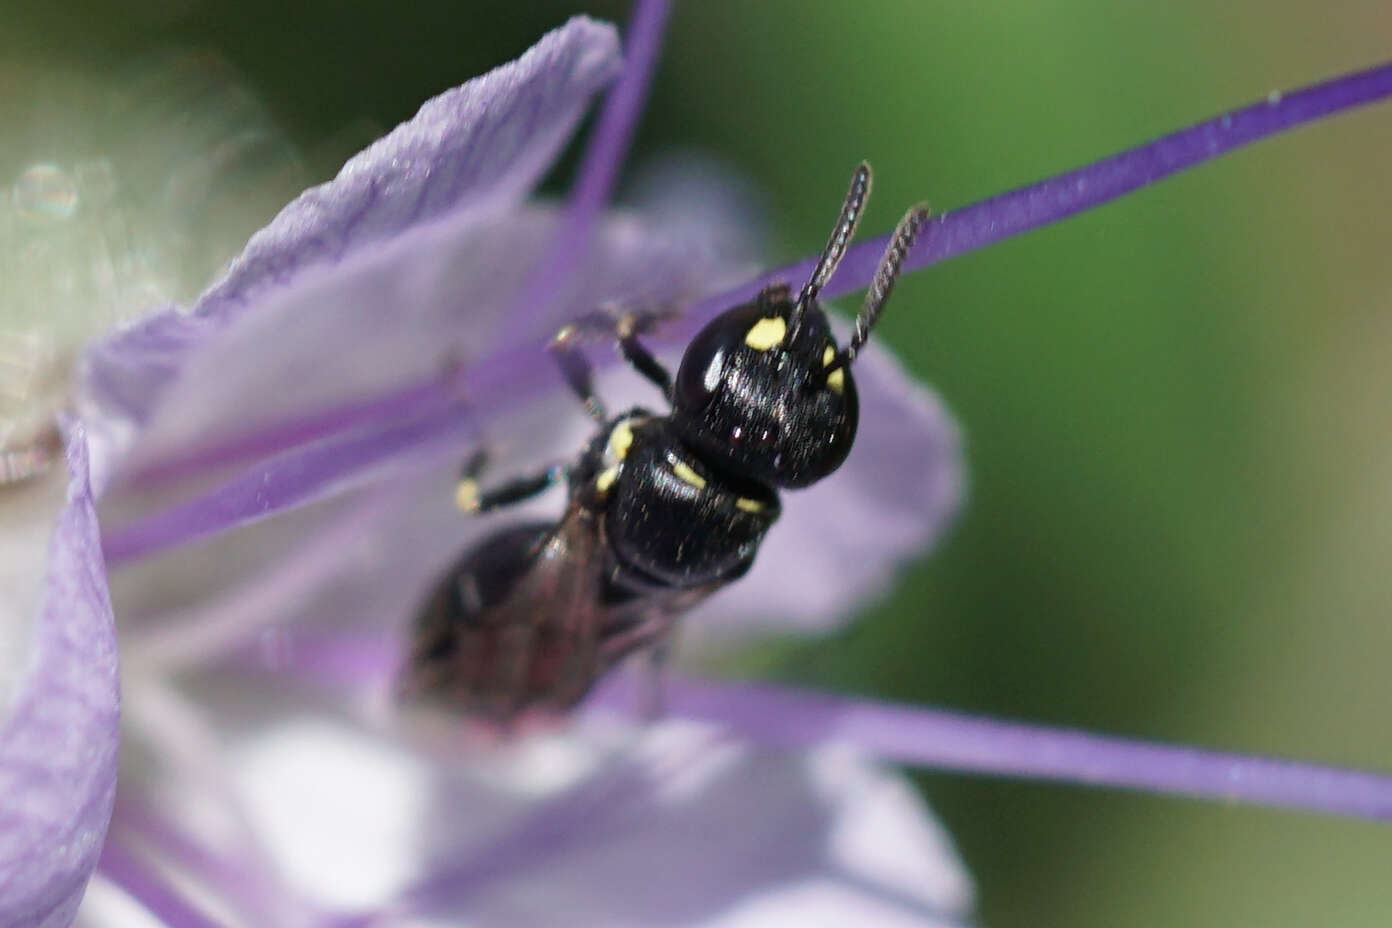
[790, 162, 872, 340]
[831, 202, 931, 371]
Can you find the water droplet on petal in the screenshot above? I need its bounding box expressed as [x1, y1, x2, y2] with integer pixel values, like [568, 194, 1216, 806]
[12, 163, 79, 221]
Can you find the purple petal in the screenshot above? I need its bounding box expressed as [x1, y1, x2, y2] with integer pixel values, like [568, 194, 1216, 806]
[195, 15, 621, 321]
[85, 16, 622, 438]
[0, 429, 119, 928]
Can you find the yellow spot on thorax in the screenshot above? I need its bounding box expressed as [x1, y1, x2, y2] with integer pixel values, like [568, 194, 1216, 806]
[671, 458, 707, 489]
[609, 420, 635, 459]
[822, 345, 845, 394]
[735, 497, 764, 513]
[744, 316, 787, 351]
[595, 418, 642, 495]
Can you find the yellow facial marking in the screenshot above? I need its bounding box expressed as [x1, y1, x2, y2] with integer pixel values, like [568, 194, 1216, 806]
[822, 345, 845, 394]
[595, 466, 619, 494]
[609, 420, 635, 460]
[671, 458, 707, 490]
[454, 478, 480, 513]
[744, 316, 787, 351]
[735, 497, 764, 513]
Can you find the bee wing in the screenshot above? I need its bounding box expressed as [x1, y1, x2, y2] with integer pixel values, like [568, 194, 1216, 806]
[405, 507, 610, 721]
[480, 506, 609, 715]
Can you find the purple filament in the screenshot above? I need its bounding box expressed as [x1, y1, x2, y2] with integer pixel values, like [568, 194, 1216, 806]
[596, 674, 1392, 821]
[234, 631, 1392, 823]
[507, 0, 673, 339]
[96, 838, 224, 928]
[688, 59, 1392, 316]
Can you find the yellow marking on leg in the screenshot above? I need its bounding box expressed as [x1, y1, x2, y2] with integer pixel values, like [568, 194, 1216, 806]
[455, 478, 480, 512]
[735, 497, 764, 513]
[744, 316, 787, 351]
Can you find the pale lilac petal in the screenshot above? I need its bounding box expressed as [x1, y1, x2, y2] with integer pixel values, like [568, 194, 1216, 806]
[0, 429, 119, 928]
[80, 311, 218, 498]
[0, 469, 64, 722]
[196, 15, 621, 318]
[394, 729, 976, 927]
[111, 666, 972, 927]
[85, 16, 622, 438]
[624, 153, 771, 269]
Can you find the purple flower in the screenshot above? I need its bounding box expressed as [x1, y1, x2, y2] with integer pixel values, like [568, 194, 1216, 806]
[4, 8, 1392, 927]
[84, 17, 973, 925]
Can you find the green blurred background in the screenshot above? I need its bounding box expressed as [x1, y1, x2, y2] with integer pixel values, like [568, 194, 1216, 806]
[7, 1, 1391, 924]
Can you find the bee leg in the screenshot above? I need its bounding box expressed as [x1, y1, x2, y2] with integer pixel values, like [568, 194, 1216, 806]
[602, 615, 675, 723]
[606, 305, 677, 404]
[633, 638, 671, 723]
[616, 324, 673, 405]
[548, 323, 608, 424]
[455, 449, 566, 514]
[553, 305, 678, 409]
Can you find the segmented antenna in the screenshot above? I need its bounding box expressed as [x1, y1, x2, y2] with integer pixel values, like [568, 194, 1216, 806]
[789, 162, 872, 339]
[835, 202, 931, 368]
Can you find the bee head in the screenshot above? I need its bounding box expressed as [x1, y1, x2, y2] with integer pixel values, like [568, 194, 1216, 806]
[672, 161, 929, 490]
[673, 285, 857, 488]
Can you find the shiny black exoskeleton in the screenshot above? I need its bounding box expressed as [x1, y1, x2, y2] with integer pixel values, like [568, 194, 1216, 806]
[404, 163, 930, 720]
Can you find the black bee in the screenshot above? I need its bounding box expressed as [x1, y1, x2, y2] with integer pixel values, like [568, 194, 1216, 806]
[403, 162, 929, 721]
